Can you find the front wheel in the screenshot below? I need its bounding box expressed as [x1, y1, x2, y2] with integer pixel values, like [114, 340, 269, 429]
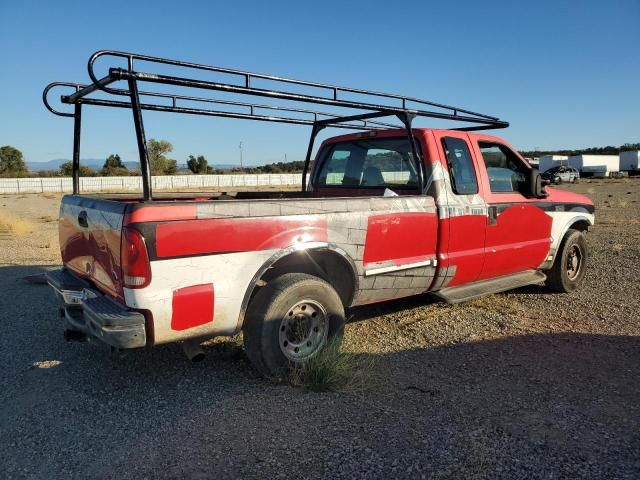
[545, 229, 588, 293]
[243, 273, 345, 378]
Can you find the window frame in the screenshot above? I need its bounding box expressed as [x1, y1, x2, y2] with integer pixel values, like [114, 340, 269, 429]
[441, 136, 479, 195]
[311, 136, 423, 193]
[477, 141, 530, 195]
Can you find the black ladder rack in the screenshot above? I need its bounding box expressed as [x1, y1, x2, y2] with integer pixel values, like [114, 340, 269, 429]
[43, 49, 509, 200]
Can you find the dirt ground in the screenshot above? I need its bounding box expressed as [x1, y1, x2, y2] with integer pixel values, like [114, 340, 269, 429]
[1, 179, 639, 479]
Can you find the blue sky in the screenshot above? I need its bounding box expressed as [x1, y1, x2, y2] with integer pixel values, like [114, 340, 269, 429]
[1, 0, 638, 167]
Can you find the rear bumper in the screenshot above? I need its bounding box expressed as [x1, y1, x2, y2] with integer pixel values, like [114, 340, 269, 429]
[46, 268, 146, 349]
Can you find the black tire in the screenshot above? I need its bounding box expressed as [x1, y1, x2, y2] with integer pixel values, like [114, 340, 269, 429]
[545, 229, 588, 293]
[243, 273, 345, 378]
[554, 176, 562, 185]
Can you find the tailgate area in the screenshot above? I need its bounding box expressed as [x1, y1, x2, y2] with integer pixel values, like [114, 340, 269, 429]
[58, 195, 128, 300]
[47, 268, 146, 349]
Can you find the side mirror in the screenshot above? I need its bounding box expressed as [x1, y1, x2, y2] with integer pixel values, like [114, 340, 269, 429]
[525, 167, 548, 198]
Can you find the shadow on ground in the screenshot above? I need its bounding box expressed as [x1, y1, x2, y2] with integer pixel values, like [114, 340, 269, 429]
[1, 265, 638, 479]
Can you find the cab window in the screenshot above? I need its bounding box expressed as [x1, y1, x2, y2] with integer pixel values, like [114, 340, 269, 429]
[442, 137, 478, 194]
[314, 137, 420, 193]
[478, 142, 528, 194]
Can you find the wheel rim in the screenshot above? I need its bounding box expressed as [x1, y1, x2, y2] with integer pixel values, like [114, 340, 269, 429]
[566, 244, 583, 280]
[279, 299, 328, 362]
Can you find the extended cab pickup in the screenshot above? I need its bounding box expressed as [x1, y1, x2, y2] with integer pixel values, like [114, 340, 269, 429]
[44, 51, 594, 376]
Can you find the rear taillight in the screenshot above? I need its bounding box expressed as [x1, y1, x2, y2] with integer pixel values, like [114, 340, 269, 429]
[121, 227, 151, 289]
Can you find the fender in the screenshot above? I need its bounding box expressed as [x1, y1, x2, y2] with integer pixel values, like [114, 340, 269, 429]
[234, 242, 359, 332]
[541, 214, 594, 269]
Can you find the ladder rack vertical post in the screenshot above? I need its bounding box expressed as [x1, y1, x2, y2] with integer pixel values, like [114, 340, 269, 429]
[302, 123, 324, 192]
[72, 103, 82, 194]
[127, 77, 153, 200]
[398, 112, 424, 193]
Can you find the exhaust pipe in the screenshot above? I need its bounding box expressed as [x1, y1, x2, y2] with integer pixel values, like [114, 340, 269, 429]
[182, 340, 205, 362]
[64, 328, 87, 342]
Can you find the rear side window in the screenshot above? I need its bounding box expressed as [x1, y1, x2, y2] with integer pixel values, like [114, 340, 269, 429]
[314, 137, 419, 191]
[441, 137, 478, 194]
[478, 142, 528, 194]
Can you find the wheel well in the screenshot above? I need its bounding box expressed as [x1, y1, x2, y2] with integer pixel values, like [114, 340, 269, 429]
[570, 219, 591, 233]
[256, 249, 357, 307]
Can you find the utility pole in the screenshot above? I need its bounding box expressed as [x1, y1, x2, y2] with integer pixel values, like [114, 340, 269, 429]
[239, 141, 244, 171]
[285, 153, 287, 163]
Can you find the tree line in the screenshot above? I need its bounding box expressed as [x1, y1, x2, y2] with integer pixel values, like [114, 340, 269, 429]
[55, 139, 179, 177]
[6, 140, 637, 178]
[520, 143, 640, 158]
[0, 140, 306, 177]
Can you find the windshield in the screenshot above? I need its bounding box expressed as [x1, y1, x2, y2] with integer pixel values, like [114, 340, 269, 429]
[314, 137, 420, 190]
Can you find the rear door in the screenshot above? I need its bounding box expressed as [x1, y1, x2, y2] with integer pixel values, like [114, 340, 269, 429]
[58, 196, 127, 299]
[472, 139, 552, 279]
[431, 131, 487, 286]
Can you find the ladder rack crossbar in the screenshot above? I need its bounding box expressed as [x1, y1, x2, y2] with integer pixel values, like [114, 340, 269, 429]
[84, 50, 501, 123]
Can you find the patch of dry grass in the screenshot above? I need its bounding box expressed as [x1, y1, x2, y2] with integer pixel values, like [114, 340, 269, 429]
[288, 336, 375, 392]
[460, 294, 524, 316]
[395, 306, 442, 327]
[41, 193, 61, 199]
[0, 209, 34, 235]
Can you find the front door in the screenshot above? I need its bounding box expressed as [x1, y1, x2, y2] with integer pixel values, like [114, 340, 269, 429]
[472, 139, 552, 280]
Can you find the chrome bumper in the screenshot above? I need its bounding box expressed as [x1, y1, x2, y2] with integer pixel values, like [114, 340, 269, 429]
[46, 268, 146, 349]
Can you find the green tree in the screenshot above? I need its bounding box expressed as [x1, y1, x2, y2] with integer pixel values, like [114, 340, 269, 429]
[101, 154, 129, 176]
[186, 155, 208, 174]
[59, 161, 96, 177]
[621, 143, 640, 152]
[147, 139, 177, 175]
[0, 145, 28, 177]
[165, 159, 177, 175]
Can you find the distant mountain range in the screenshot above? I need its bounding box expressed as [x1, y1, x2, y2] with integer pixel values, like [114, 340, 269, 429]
[27, 159, 138, 171]
[27, 159, 240, 172]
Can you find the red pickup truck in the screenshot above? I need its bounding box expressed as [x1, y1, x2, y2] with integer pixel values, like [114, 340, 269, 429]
[43, 51, 594, 376]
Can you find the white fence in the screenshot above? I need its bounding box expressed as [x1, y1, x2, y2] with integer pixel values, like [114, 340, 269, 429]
[325, 171, 411, 184]
[0, 174, 304, 194]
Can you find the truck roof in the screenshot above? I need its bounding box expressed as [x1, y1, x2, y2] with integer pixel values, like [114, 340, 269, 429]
[318, 128, 510, 148]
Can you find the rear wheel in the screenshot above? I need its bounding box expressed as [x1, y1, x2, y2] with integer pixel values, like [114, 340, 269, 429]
[243, 273, 345, 378]
[553, 176, 562, 185]
[545, 229, 588, 292]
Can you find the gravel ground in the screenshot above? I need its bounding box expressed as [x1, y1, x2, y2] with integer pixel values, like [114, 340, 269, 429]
[1, 179, 639, 479]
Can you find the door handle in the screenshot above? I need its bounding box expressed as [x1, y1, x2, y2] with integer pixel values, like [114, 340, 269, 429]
[78, 210, 88, 228]
[487, 206, 498, 226]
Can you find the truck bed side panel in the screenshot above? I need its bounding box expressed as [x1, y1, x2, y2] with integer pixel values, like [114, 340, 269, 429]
[123, 195, 438, 344]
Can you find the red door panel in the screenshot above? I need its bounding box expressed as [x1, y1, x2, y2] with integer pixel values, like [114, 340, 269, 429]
[440, 215, 486, 286]
[363, 212, 438, 267]
[480, 203, 551, 279]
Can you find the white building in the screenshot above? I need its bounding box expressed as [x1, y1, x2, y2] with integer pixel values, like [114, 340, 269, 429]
[539, 155, 569, 173]
[569, 155, 619, 178]
[525, 157, 540, 167]
[619, 151, 640, 173]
